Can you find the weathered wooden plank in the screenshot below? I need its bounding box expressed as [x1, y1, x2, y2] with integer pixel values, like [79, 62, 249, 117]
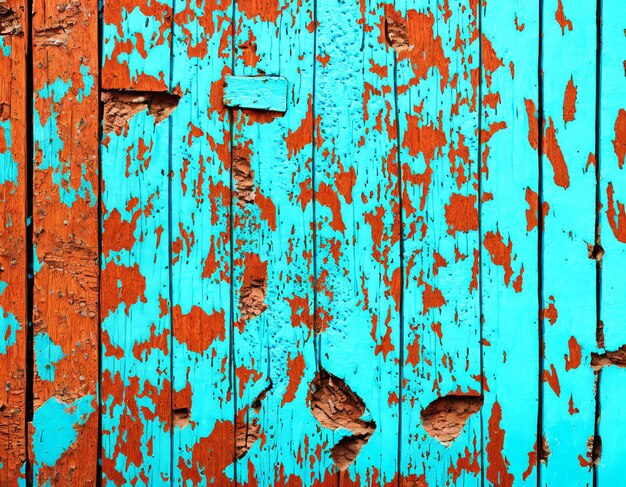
[596, 366, 626, 484]
[100, 16, 175, 483]
[30, 0, 99, 482]
[102, 0, 173, 91]
[393, 1, 482, 484]
[540, 0, 597, 484]
[169, 0, 235, 484]
[224, 75, 288, 112]
[600, 0, 626, 352]
[231, 1, 326, 485]
[314, 0, 400, 483]
[0, 0, 27, 483]
[480, 1, 540, 484]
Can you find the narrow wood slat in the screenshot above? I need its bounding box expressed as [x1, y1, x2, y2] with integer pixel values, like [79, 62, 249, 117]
[314, 0, 400, 483]
[540, 0, 597, 483]
[600, 0, 626, 352]
[231, 0, 323, 484]
[0, 0, 27, 482]
[597, 366, 626, 483]
[169, 0, 235, 483]
[480, 1, 540, 484]
[100, 12, 175, 484]
[395, 1, 482, 484]
[30, 0, 99, 482]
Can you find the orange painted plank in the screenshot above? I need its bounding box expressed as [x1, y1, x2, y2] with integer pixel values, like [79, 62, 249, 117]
[30, 0, 99, 482]
[0, 0, 28, 483]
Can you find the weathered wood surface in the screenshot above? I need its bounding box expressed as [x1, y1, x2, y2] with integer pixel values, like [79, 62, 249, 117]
[0, 0, 625, 485]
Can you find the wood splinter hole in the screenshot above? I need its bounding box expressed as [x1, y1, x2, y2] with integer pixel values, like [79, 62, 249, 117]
[173, 407, 190, 429]
[420, 394, 483, 446]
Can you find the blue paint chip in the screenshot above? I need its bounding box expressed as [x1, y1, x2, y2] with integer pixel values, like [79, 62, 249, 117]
[32, 395, 95, 469]
[34, 332, 66, 382]
[223, 75, 288, 112]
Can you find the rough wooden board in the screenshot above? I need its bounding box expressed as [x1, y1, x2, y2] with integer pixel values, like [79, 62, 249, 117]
[100, 14, 175, 483]
[540, 0, 597, 484]
[30, 0, 99, 481]
[480, 1, 540, 484]
[395, 1, 482, 484]
[169, 0, 235, 483]
[600, 0, 626, 352]
[224, 75, 288, 112]
[0, 0, 27, 482]
[231, 0, 328, 484]
[314, 0, 400, 483]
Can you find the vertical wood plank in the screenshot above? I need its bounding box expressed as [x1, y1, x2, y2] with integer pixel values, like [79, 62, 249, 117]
[540, 0, 597, 484]
[169, 0, 235, 484]
[31, 0, 99, 482]
[231, 1, 325, 485]
[480, 1, 540, 484]
[600, 0, 626, 352]
[394, 0, 482, 484]
[102, 0, 173, 91]
[314, 0, 400, 483]
[0, 0, 27, 482]
[100, 12, 175, 484]
[596, 366, 626, 484]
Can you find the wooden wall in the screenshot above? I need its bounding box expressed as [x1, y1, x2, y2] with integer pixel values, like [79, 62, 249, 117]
[0, 0, 625, 485]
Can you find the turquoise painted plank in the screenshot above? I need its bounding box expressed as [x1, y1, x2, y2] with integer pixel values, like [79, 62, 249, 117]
[169, 0, 235, 484]
[394, 0, 482, 484]
[103, 0, 173, 90]
[541, 0, 597, 484]
[480, 1, 540, 484]
[596, 366, 626, 484]
[100, 14, 174, 478]
[224, 75, 288, 112]
[600, 0, 626, 352]
[231, 1, 327, 485]
[0, 7, 28, 483]
[314, 0, 400, 483]
[100, 93, 174, 486]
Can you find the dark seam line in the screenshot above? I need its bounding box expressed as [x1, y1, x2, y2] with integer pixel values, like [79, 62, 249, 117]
[592, 1, 602, 485]
[311, 0, 320, 372]
[96, 0, 104, 483]
[537, 0, 545, 483]
[25, 0, 35, 482]
[229, 0, 237, 483]
[392, 42, 404, 487]
[477, 3, 485, 487]
[167, 0, 176, 484]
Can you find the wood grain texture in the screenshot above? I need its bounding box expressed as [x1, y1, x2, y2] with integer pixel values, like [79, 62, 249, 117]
[395, 1, 482, 484]
[0, 0, 27, 482]
[169, 0, 234, 484]
[480, 1, 539, 484]
[540, 0, 597, 484]
[231, 0, 325, 484]
[314, 0, 400, 483]
[31, 0, 99, 482]
[100, 11, 174, 483]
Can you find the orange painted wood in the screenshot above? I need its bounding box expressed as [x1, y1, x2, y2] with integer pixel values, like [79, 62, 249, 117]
[0, 0, 28, 483]
[30, 0, 99, 482]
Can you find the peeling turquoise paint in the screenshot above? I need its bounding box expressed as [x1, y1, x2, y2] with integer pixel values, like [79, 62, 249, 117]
[0, 120, 18, 185]
[34, 74, 97, 208]
[31, 395, 95, 473]
[34, 332, 66, 382]
[0, 282, 20, 355]
[223, 75, 288, 112]
[0, 36, 11, 57]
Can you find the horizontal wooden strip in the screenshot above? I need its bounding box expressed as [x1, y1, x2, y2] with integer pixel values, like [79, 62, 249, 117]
[223, 75, 288, 112]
